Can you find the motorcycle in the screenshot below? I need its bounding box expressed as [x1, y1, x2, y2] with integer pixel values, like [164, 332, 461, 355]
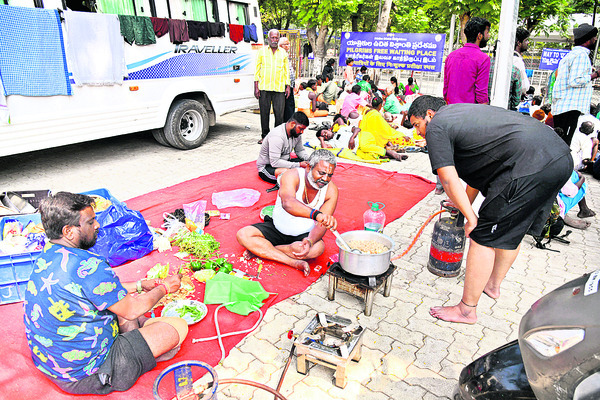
[454, 270, 600, 399]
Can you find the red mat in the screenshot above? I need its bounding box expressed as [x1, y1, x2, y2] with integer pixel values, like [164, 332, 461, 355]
[0, 162, 433, 399]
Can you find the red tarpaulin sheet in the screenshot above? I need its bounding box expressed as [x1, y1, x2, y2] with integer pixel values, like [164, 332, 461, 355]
[0, 162, 433, 399]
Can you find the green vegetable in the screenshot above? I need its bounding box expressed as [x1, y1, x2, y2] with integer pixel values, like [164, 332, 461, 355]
[173, 230, 220, 258]
[194, 269, 216, 282]
[189, 257, 233, 273]
[146, 263, 169, 279]
[189, 260, 205, 271]
[177, 304, 206, 320]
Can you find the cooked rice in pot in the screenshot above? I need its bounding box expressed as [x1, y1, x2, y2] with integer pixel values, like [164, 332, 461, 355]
[347, 239, 388, 254]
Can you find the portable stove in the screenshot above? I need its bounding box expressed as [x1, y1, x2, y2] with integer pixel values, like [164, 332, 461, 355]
[295, 313, 365, 388]
[326, 261, 396, 316]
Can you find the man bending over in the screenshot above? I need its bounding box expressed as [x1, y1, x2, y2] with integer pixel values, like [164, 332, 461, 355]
[257, 111, 311, 186]
[408, 96, 571, 324]
[24, 192, 187, 394]
[238, 149, 338, 276]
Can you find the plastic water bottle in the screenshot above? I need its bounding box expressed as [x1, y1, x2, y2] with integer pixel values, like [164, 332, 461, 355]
[364, 201, 386, 232]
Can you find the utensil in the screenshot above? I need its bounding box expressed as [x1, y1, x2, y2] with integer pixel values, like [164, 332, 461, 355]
[337, 230, 395, 276]
[162, 299, 208, 325]
[331, 229, 362, 254]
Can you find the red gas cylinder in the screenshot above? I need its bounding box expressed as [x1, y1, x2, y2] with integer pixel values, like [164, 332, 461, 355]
[427, 201, 465, 277]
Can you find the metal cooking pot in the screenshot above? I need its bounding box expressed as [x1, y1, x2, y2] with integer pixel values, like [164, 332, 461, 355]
[335, 230, 395, 276]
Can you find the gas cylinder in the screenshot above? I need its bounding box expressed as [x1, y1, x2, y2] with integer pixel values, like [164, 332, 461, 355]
[427, 201, 465, 277]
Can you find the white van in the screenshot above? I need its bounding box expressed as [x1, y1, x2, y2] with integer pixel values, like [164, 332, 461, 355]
[0, 0, 263, 156]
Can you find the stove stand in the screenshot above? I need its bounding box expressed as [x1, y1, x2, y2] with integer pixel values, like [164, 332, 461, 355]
[326, 262, 396, 316]
[295, 313, 365, 388]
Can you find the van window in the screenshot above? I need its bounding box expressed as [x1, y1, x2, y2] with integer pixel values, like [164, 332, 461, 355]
[227, 1, 247, 25]
[182, 0, 217, 22]
[96, 0, 135, 15]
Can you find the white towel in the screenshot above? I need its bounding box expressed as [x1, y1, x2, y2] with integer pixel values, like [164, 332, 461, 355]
[64, 10, 127, 86]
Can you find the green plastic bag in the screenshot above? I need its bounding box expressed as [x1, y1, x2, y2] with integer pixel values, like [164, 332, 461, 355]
[204, 273, 270, 315]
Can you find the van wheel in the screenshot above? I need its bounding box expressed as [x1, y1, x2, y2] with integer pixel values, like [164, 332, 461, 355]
[164, 99, 209, 150]
[151, 128, 170, 147]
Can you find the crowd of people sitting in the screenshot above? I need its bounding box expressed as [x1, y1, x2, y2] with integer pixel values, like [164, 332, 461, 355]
[514, 86, 600, 230]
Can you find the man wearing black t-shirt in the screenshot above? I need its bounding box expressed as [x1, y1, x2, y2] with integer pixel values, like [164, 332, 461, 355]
[408, 96, 572, 324]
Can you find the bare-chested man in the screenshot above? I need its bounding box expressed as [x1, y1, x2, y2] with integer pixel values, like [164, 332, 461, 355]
[237, 149, 338, 276]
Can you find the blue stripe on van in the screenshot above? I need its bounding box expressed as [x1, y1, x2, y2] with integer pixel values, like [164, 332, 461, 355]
[127, 53, 250, 80]
[127, 52, 171, 70]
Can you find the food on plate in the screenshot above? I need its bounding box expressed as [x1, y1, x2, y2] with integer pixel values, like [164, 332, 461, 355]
[346, 239, 389, 254]
[177, 304, 206, 320]
[161, 299, 207, 325]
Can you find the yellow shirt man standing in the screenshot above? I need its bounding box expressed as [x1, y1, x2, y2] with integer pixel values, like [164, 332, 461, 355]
[255, 29, 290, 143]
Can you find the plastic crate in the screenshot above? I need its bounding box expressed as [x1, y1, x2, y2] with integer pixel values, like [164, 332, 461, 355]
[0, 214, 43, 305]
[0, 252, 40, 305]
[11, 190, 51, 209]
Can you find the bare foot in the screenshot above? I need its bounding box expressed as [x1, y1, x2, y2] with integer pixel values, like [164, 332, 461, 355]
[563, 214, 592, 229]
[429, 303, 477, 324]
[483, 284, 500, 299]
[391, 152, 409, 161]
[577, 209, 596, 218]
[292, 260, 310, 277]
[564, 215, 590, 229]
[243, 249, 257, 260]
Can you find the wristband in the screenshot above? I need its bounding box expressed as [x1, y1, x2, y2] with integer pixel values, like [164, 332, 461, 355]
[312, 210, 322, 221]
[136, 280, 143, 294]
[309, 208, 316, 219]
[157, 283, 169, 294]
[305, 238, 314, 246]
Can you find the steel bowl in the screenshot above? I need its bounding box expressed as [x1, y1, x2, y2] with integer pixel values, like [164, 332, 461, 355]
[336, 230, 395, 276]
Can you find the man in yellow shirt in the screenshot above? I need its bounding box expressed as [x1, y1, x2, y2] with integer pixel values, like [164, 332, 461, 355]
[255, 29, 291, 144]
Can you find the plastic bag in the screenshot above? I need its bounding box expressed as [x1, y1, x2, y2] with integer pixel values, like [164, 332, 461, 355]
[183, 199, 207, 224]
[87, 192, 153, 267]
[211, 189, 260, 209]
[204, 272, 269, 315]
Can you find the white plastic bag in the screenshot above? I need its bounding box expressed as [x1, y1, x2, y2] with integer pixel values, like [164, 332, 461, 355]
[212, 189, 260, 209]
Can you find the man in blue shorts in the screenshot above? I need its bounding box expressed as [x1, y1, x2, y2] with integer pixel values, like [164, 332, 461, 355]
[408, 96, 572, 324]
[24, 192, 188, 394]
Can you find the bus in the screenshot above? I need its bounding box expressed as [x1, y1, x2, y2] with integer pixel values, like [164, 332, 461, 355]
[0, 0, 263, 156]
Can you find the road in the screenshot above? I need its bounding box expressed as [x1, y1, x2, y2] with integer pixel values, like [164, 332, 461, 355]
[2, 110, 599, 399]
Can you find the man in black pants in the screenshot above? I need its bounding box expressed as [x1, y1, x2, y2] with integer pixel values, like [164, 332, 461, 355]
[552, 23, 600, 145]
[256, 111, 310, 186]
[254, 29, 291, 144]
[408, 96, 572, 324]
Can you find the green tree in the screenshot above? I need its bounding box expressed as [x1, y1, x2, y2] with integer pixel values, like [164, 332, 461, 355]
[259, 0, 296, 30]
[293, 0, 359, 75]
[518, 0, 573, 32]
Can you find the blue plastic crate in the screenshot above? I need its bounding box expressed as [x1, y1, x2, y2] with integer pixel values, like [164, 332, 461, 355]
[0, 214, 43, 305]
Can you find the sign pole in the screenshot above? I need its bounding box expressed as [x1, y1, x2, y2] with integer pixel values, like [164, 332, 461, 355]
[490, 0, 519, 108]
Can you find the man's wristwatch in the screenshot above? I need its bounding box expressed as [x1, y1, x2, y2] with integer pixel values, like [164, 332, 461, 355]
[136, 280, 143, 294]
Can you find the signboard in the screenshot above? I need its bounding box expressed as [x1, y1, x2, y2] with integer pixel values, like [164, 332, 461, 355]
[339, 32, 446, 72]
[539, 48, 569, 70]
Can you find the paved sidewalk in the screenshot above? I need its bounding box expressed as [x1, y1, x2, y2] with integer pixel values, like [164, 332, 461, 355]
[2, 110, 598, 399]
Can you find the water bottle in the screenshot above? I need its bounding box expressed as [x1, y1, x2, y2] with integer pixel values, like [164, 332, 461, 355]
[364, 201, 386, 232]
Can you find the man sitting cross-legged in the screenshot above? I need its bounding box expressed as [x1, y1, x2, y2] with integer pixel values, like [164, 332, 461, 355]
[24, 192, 187, 394]
[237, 149, 338, 276]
